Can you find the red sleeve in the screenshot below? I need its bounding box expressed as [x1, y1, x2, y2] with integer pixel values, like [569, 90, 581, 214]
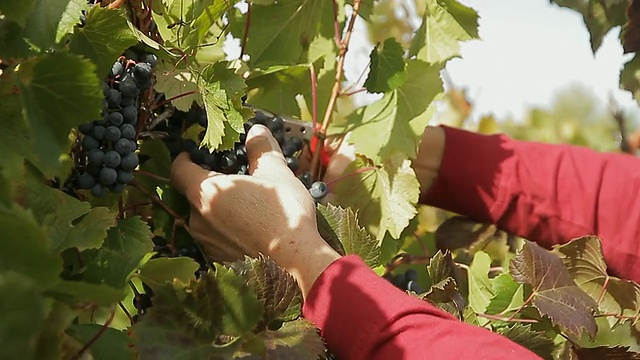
[422, 126, 640, 283]
[302, 255, 539, 360]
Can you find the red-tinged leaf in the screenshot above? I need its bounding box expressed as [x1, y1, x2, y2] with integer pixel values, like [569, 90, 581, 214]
[497, 324, 555, 360]
[574, 346, 640, 360]
[510, 241, 598, 337]
[552, 236, 640, 321]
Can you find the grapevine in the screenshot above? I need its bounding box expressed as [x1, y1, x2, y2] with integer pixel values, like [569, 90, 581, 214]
[1, 0, 640, 359]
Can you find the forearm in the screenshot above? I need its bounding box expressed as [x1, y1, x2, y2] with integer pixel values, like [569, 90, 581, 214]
[303, 256, 538, 359]
[417, 125, 640, 283]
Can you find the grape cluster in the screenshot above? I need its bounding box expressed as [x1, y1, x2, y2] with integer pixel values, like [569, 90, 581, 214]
[384, 269, 424, 294]
[73, 46, 158, 197]
[177, 107, 329, 200]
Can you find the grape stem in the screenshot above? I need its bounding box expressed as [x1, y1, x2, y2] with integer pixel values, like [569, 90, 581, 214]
[72, 307, 116, 360]
[383, 253, 432, 276]
[107, 0, 126, 9]
[151, 90, 198, 110]
[131, 182, 188, 229]
[240, 1, 252, 59]
[135, 169, 171, 182]
[310, 0, 363, 179]
[310, 63, 318, 130]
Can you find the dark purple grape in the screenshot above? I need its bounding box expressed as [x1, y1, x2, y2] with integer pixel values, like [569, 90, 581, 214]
[143, 53, 158, 67]
[91, 183, 106, 197]
[110, 182, 126, 193]
[108, 112, 124, 126]
[99, 167, 118, 185]
[120, 124, 136, 140]
[203, 151, 220, 170]
[120, 152, 139, 171]
[118, 78, 139, 98]
[123, 48, 139, 61]
[121, 96, 136, 108]
[92, 125, 106, 141]
[267, 116, 285, 133]
[79, 122, 93, 134]
[103, 150, 121, 168]
[82, 136, 100, 150]
[109, 61, 124, 78]
[105, 126, 121, 142]
[237, 164, 248, 175]
[106, 89, 122, 108]
[117, 170, 134, 184]
[87, 149, 104, 166]
[77, 173, 95, 190]
[273, 131, 285, 145]
[86, 165, 102, 177]
[286, 156, 299, 172]
[134, 62, 152, 81]
[189, 147, 206, 165]
[122, 106, 137, 124]
[181, 139, 197, 153]
[298, 171, 313, 189]
[115, 138, 136, 155]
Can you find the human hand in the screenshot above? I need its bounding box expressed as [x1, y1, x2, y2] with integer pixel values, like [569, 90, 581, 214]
[170, 125, 340, 297]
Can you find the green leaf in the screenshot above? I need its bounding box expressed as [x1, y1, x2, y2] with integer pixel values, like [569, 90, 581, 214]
[0, 19, 35, 58]
[551, 0, 628, 53]
[621, 54, 640, 102]
[0, 0, 35, 26]
[154, 62, 203, 111]
[0, 207, 62, 289]
[56, 0, 89, 43]
[364, 37, 407, 93]
[230, 255, 303, 325]
[139, 257, 200, 284]
[68, 324, 135, 360]
[23, 165, 116, 252]
[409, 0, 479, 64]
[510, 240, 598, 337]
[133, 268, 262, 358]
[553, 236, 640, 320]
[343, 60, 443, 162]
[316, 203, 381, 267]
[23, 0, 73, 49]
[69, 6, 138, 77]
[422, 276, 461, 305]
[0, 272, 47, 360]
[197, 62, 248, 150]
[79, 217, 153, 294]
[34, 302, 77, 360]
[231, 0, 334, 67]
[332, 153, 420, 239]
[467, 251, 494, 315]
[16, 52, 103, 177]
[427, 251, 457, 285]
[496, 324, 556, 360]
[55, 280, 126, 304]
[253, 318, 325, 358]
[575, 317, 640, 353]
[485, 272, 525, 315]
[573, 346, 640, 360]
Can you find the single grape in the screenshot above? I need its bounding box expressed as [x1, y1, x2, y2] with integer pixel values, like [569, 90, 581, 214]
[123, 48, 139, 61]
[135, 77, 153, 91]
[105, 126, 121, 142]
[92, 125, 106, 141]
[143, 53, 158, 67]
[281, 138, 302, 157]
[235, 145, 247, 162]
[407, 280, 423, 294]
[134, 62, 153, 81]
[254, 111, 270, 125]
[133, 293, 153, 310]
[267, 116, 285, 134]
[203, 151, 220, 170]
[106, 89, 122, 108]
[120, 152, 139, 171]
[197, 112, 208, 128]
[272, 130, 285, 145]
[86, 165, 102, 177]
[286, 156, 299, 172]
[87, 149, 105, 166]
[99, 167, 118, 185]
[220, 152, 238, 173]
[120, 124, 136, 140]
[91, 183, 106, 197]
[237, 164, 248, 175]
[117, 169, 134, 184]
[189, 147, 206, 165]
[103, 150, 121, 168]
[181, 139, 197, 153]
[298, 171, 313, 189]
[77, 173, 95, 190]
[288, 136, 304, 152]
[82, 135, 100, 150]
[118, 78, 139, 98]
[309, 181, 328, 200]
[109, 61, 124, 78]
[122, 105, 137, 124]
[95, 113, 109, 126]
[78, 122, 93, 134]
[110, 182, 125, 193]
[108, 111, 124, 126]
[114, 138, 135, 155]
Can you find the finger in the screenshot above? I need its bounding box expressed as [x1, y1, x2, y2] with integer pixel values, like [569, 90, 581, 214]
[245, 125, 289, 179]
[170, 152, 218, 203]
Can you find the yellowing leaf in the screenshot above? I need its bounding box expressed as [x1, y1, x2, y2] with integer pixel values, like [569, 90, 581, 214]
[154, 62, 202, 111]
[332, 154, 420, 239]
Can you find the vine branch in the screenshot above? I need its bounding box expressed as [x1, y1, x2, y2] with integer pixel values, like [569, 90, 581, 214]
[311, 0, 363, 178]
[72, 307, 116, 360]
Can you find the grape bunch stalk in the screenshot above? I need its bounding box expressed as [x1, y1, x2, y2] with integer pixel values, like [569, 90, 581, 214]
[72, 46, 158, 197]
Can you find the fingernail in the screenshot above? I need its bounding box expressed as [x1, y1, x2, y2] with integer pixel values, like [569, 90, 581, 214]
[247, 124, 270, 138]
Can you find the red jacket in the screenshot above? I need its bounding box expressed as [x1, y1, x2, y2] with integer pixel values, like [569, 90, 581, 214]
[303, 126, 640, 359]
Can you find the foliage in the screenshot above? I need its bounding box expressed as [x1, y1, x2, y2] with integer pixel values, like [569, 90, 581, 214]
[1, 0, 639, 359]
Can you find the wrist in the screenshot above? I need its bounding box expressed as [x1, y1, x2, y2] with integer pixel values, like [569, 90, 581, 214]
[268, 231, 341, 299]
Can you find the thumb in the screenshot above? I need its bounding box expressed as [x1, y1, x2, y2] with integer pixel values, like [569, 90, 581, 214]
[170, 152, 217, 204]
[245, 124, 289, 179]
